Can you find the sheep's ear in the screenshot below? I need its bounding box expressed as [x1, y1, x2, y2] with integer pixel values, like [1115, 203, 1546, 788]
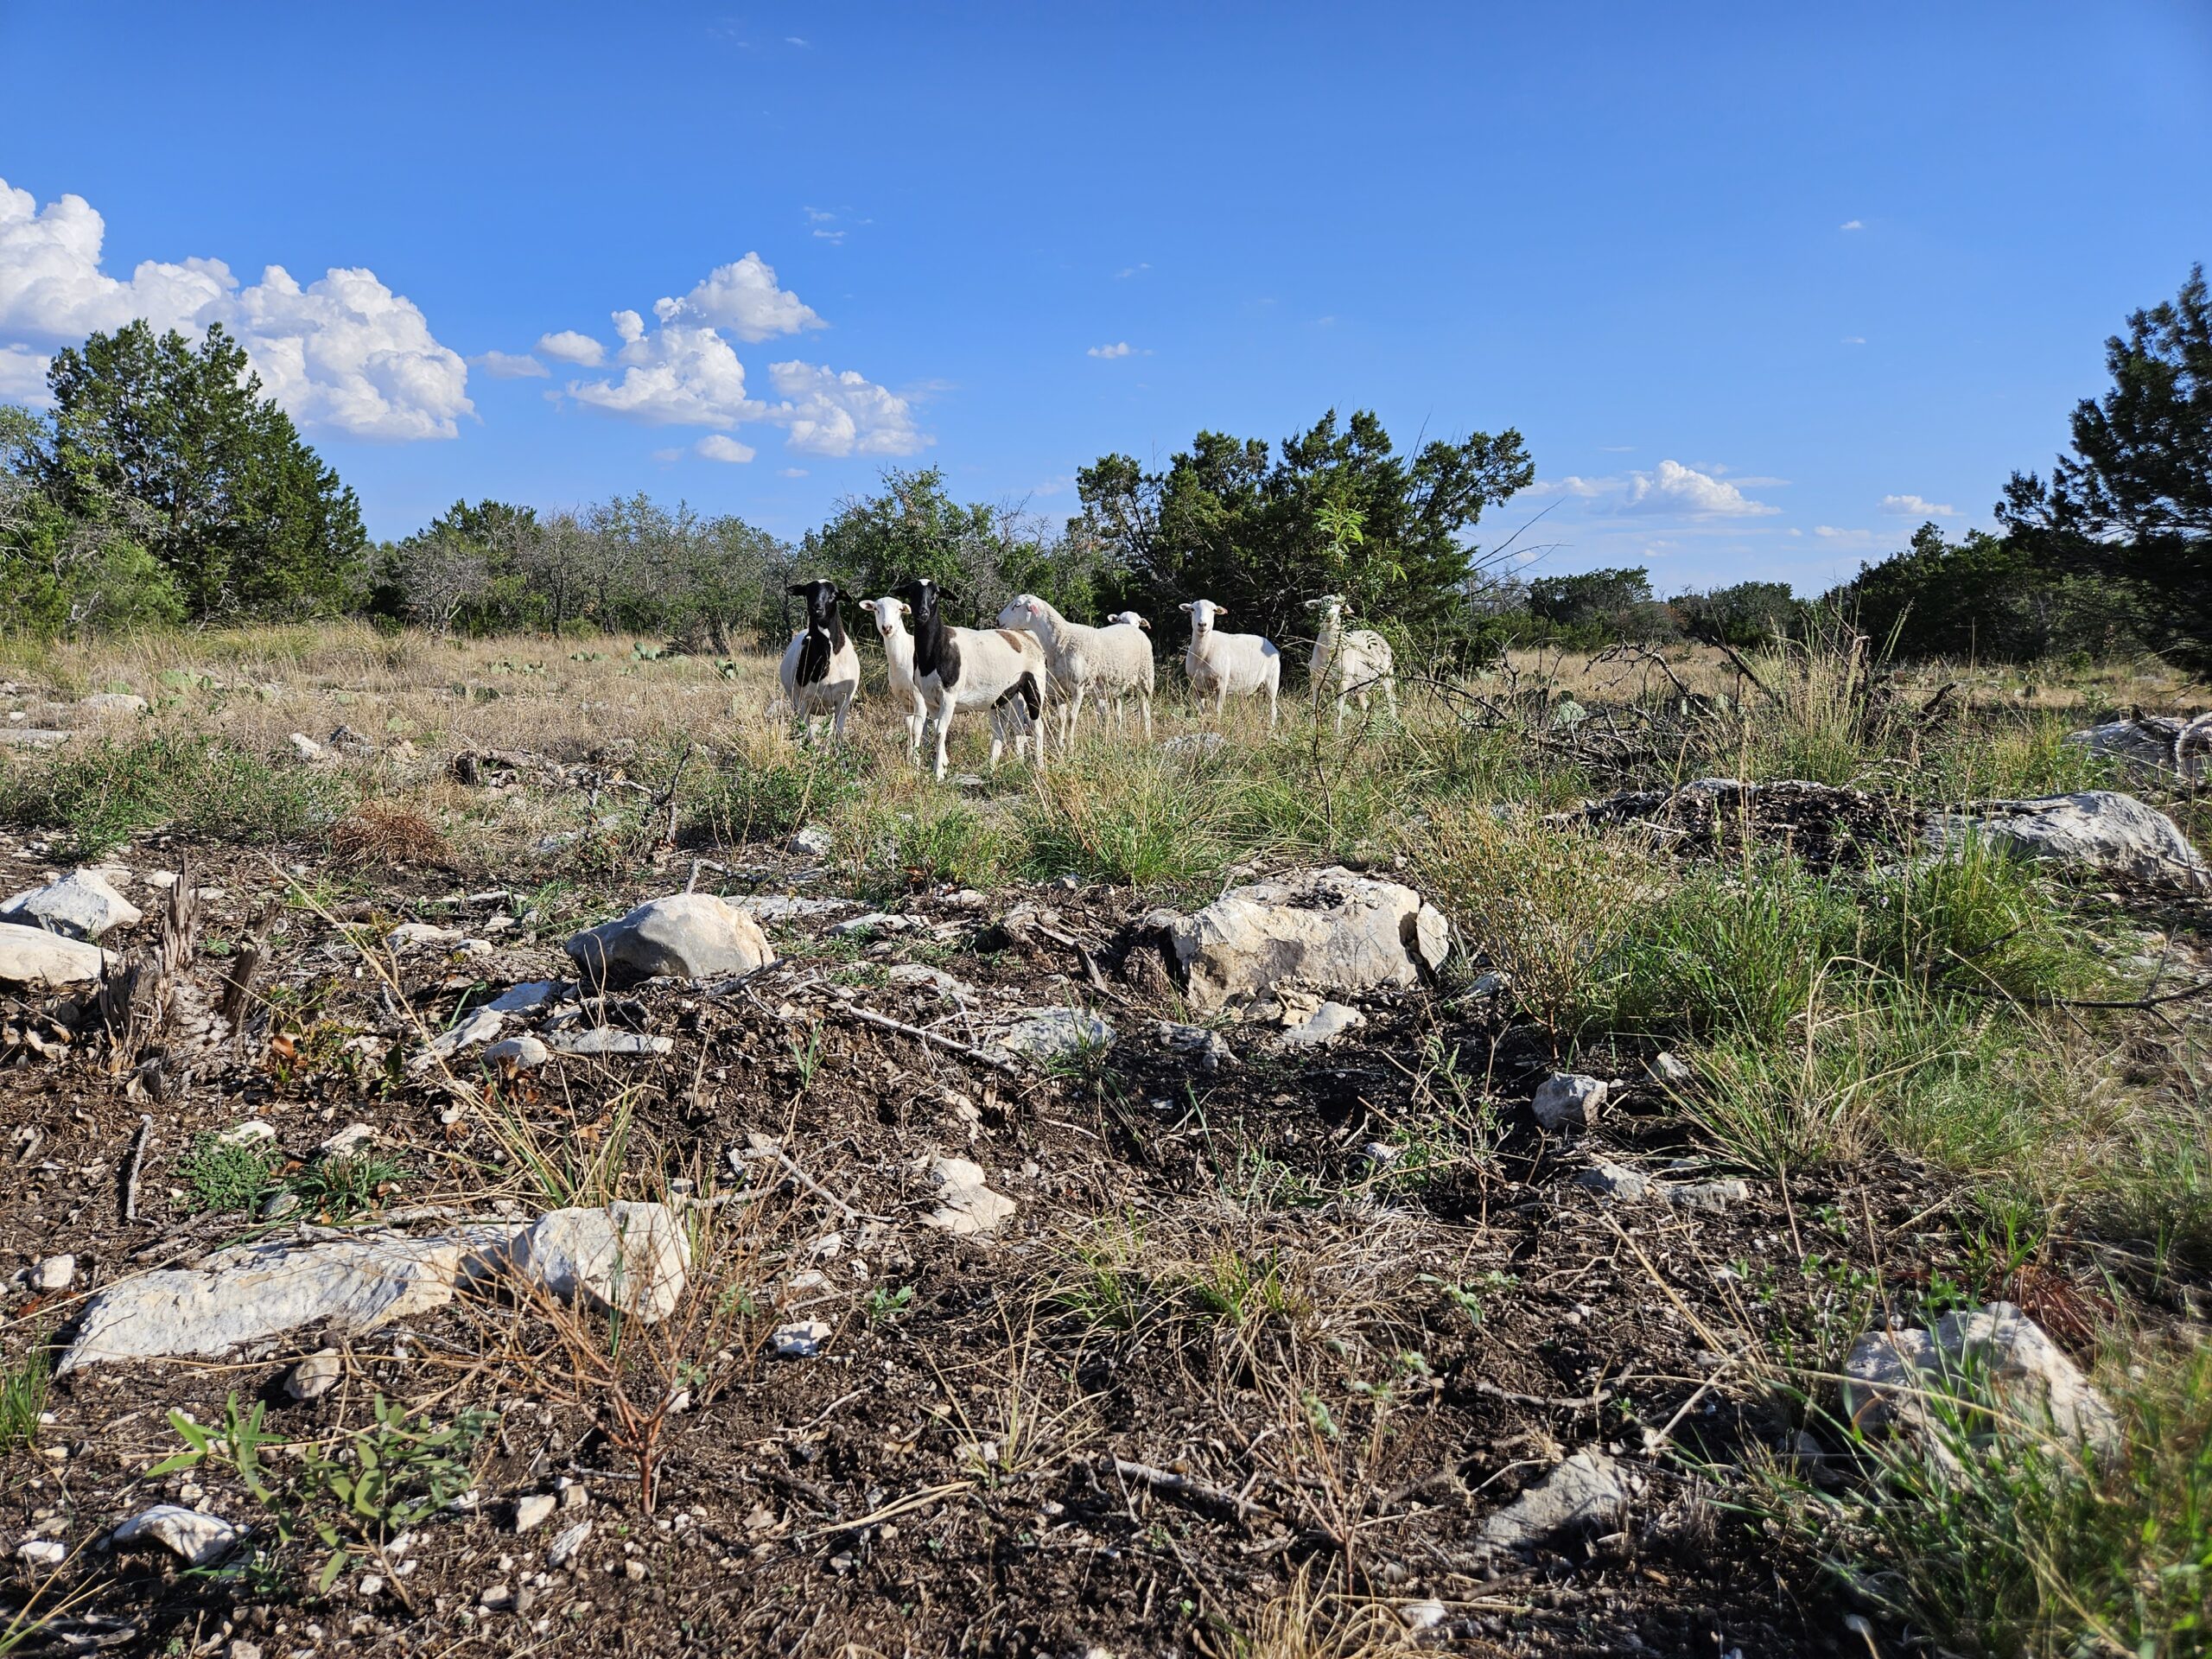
[785, 583, 809, 597]
[894, 599, 910, 615]
[1138, 617, 1151, 631]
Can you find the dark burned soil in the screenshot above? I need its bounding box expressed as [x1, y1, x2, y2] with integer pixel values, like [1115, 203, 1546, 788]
[0, 833, 2045, 1657]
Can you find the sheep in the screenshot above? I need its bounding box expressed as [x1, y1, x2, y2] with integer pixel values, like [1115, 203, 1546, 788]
[1305, 593, 1398, 733]
[996, 594, 1155, 743]
[893, 575, 1051, 780]
[1099, 612, 1156, 731]
[1179, 598, 1281, 727]
[858, 595, 927, 760]
[778, 578, 860, 743]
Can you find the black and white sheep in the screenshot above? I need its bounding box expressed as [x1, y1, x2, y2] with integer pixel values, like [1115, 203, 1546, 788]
[778, 579, 861, 743]
[893, 576, 1050, 779]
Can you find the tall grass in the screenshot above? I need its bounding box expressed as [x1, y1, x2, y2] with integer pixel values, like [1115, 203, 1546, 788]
[0, 733, 348, 856]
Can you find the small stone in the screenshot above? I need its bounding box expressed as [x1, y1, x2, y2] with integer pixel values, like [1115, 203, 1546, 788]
[548, 1027, 672, 1058]
[288, 1348, 343, 1402]
[922, 1156, 1016, 1236]
[513, 1493, 556, 1533]
[771, 1319, 831, 1359]
[319, 1122, 377, 1157]
[547, 1519, 592, 1568]
[1400, 1599, 1447, 1631]
[558, 1478, 589, 1512]
[0, 868, 143, 941]
[486, 979, 563, 1014]
[1532, 1073, 1606, 1131]
[80, 691, 148, 716]
[1576, 1162, 1650, 1201]
[29, 1255, 74, 1293]
[357, 1573, 385, 1599]
[789, 826, 834, 859]
[1477, 1450, 1633, 1553]
[289, 732, 327, 763]
[486, 1034, 551, 1070]
[1000, 1006, 1115, 1061]
[16, 1538, 66, 1568]
[111, 1503, 240, 1567]
[229, 1643, 264, 1659]
[259, 1190, 302, 1221]
[1652, 1052, 1693, 1084]
[480, 1583, 514, 1611]
[1279, 1000, 1365, 1048]
[1664, 1179, 1748, 1213]
[386, 922, 463, 953]
[1155, 1020, 1235, 1071]
[216, 1121, 277, 1147]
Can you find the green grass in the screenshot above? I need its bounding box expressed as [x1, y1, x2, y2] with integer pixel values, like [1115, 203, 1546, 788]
[0, 734, 346, 857]
[1017, 749, 1234, 895]
[0, 1348, 48, 1453]
[289, 1149, 412, 1221]
[175, 1134, 278, 1214]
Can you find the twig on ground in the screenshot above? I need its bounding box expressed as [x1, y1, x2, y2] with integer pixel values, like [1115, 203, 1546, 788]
[831, 1004, 1020, 1073]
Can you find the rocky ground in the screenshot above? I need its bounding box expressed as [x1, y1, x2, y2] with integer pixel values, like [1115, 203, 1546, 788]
[0, 685, 2207, 1657]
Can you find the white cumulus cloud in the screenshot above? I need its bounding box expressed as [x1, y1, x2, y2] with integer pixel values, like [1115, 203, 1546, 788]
[1087, 341, 1135, 359]
[536, 329, 605, 366]
[472, 350, 546, 379]
[0, 175, 471, 440]
[0, 343, 50, 404]
[1524, 461, 1776, 518]
[669, 254, 824, 342]
[765, 359, 927, 457]
[1840, 219, 1864, 231]
[696, 434, 756, 463]
[1880, 493, 1955, 516]
[568, 321, 764, 427]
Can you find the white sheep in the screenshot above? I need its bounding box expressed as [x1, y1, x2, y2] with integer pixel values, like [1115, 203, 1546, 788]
[997, 594, 1155, 743]
[1306, 593, 1398, 733]
[858, 595, 927, 760]
[1099, 612, 1156, 732]
[894, 577, 1051, 779]
[1179, 598, 1281, 728]
[778, 579, 861, 743]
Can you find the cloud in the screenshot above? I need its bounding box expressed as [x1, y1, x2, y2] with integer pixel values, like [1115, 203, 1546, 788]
[1880, 493, 1955, 516]
[667, 253, 823, 341]
[785, 35, 809, 46]
[765, 359, 928, 456]
[472, 349, 547, 379]
[0, 175, 470, 440]
[1840, 334, 1866, 346]
[1840, 219, 1864, 231]
[1087, 341, 1136, 359]
[0, 343, 49, 404]
[613, 309, 645, 344]
[568, 320, 764, 427]
[696, 433, 756, 463]
[1520, 459, 1777, 518]
[1115, 262, 1151, 279]
[779, 467, 808, 478]
[536, 329, 604, 366]
[1812, 525, 1882, 543]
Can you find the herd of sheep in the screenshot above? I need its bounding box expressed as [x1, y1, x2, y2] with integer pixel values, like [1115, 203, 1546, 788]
[778, 578, 1399, 777]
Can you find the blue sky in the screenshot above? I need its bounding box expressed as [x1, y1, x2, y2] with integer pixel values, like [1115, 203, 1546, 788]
[3, 2, 2208, 595]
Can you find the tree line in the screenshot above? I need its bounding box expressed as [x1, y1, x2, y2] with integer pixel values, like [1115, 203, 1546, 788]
[3, 267, 2205, 669]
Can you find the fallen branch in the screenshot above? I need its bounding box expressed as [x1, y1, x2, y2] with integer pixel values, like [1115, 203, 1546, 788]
[120, 1115, 152, 1224]
[1468, 1377, 1616, 1412]
[831, 1004, 1020, 1073]
[1102, 1457, 1262, 1523]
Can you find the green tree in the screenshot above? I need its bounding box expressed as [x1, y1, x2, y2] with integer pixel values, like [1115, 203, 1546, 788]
[1077, 409, 1532, 645]
[1999, 264, 2211, 666]
[1672, 580, 1802, 647]
[1832, 523, 2137, 662]
[1528, 566, 1675, 643]
[42, 321, 365, 620]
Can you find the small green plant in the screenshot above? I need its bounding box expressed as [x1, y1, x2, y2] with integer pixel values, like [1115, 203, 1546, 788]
[175, 1134, 277, 1214]
[289, 1150, 411, 1222]
[864, 1284, 916, 1323]
[785, 1022, 828, 1090]
[0, 1348, 49, 1453]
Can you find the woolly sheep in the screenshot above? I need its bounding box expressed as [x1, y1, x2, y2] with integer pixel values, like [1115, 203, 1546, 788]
[858, 595, 927, 760]
[778, 579, 861, 744]
[894, 576, 1050, 779]
[997, 594, 1155, 742]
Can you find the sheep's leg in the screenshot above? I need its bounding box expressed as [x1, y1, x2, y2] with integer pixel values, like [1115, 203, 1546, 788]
[932, 696, 953, 781]
[1067, 682, 1088, 748]
[1384, 676, 1399, 721]
[1141, 693, 1153, 741]
[832, 698, 849, 743]
[1335, 692, 1348, 735]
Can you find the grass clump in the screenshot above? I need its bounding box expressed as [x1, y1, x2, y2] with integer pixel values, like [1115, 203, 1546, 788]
[0, 1349, 48, 1453]
[689, 746, 866, 844]
[1019, 749, 1233, 895]
[328, 798, 448, 868]
[0, 734, 346, 857]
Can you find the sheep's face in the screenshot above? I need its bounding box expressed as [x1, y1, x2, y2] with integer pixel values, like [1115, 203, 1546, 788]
[1305, 594, 1348, 626]
[786, 579, 841, 630]
[997, 594, 1046, 630]
[1109, 611, 1150, 632]
[1182, 598, 1224, 632]
[861, 597, 908, 638]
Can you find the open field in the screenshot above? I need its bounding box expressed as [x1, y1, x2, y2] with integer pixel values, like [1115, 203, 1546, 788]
[0, 625, 2208, 1657]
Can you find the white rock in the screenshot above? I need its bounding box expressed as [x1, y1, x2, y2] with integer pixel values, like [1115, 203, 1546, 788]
[289, 732, 327, 763]
[1841, 1302, 2118, 1455]
[827, 911, 917, 939]
[288, 1347, 343, 1401]
[513, 1493, 556, 1533]
[59, 1229, 518, 1372]
[1279, 1000, 1366, 1048]
[922, 1156, 1016, 1236]
[1652, 1052, 1694, 1084]
[414, 1006, 503, 1068]
[386, 922, 463, 953]
[509, 1202, 690, 1323]
[111, 1504, 240, 1567]
[2064, 715, 2212, 784]
[566, 893, 774, 987]
[740, 893, 855, 923]
[16, 1537, 66, 1568]
[486, 980, 564, 1014]
[1000, 1007, 1115, 1061]
[1532, 1073, 1606, 1130]
[549, 1027, 673, 1058]
[1399, 1599, 1447, 1631]
[887, 962, 970, 997]
[772, 1319, 831, 1359]
[1169, 866, 1444, 1010]
[0, 868, 143, 941]
[29, 1255, 73, 1293]
[1929, 791, 2209, 892]
[1155, 1020, 1235, 1071]
[1476, 1450, 1633, 1553]
[1576, 1162, 1650, 1201]
[485, 1034, 552, 1070]
[1664, 1179, 1748, 1214]
[319, 1122, 378, 1157]
[789, 826, 835, 858]
[216, 1121, 277, 1147]
[79, 691, 148, 716]
[0, 922, 111, 991]
[547, 1519, 592, 1568]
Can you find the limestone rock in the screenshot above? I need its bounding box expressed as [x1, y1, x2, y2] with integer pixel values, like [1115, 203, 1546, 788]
[549, 1027, 672, 1058]
[789, 826, 834, 858]
[414, 1006, 503, 1068]
[2065, 715, 2212, 785]
[922, 1156, 1015, 1236]
[111, 1504, 239, 1567]
[79, 692, 148, 717]
[29, 1255, 74, 1293]
[1577, 1162, 1650, 1201]
[1929, 791, 2209, 892]
[772, 1319, 831, 1359]
[1841, 1302, 2118, 1454]
[1279, 1000, 1366, 1048]
[486, 1034, 551, 1070]
[387, 922, 463, 954]
[1169, 866, 1445, 1011]
[509, 1202, 690, 1323]
[513, 1493, 556, 1533]
[0, 921, 111, 990]
[486, 979, 564, 1014]
[1155, 1020, 1235, 1071]
[287, 1347, 343, 1401]
[0, 868, 143, 941]
[1533, 1073, 1606, 1131]
[1665, 1178, 1748, 1214]
[566, 893, 774, 987]
[1477, 1450, 1632, 1553]
[1000, 1007, 1115, 1062]
[740, 893, 856, 923]
[59, 1230, 518, 1372]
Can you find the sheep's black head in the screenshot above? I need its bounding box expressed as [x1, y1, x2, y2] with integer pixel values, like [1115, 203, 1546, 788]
[787, 579, 841, 628]
[891, 576, 939, 619]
